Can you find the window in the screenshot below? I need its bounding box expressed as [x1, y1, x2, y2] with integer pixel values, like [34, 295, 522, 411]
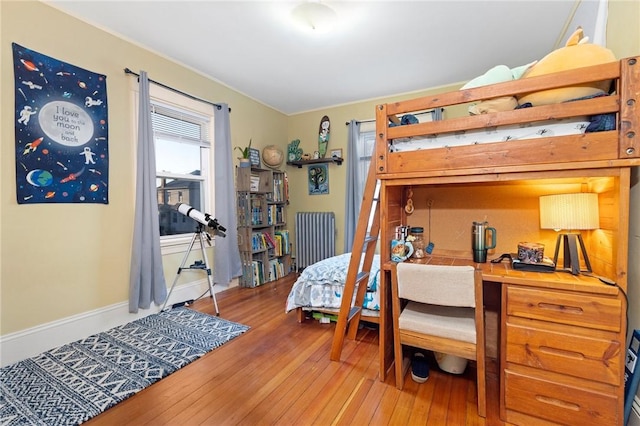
[134, 82, 215, 249]
[355, 121, 378, 230]
[356, 110, 441, 193]
[355, 110, 441, 228]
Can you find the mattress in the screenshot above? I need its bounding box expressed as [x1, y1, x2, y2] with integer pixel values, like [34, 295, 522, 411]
[389, 118, 591, 152]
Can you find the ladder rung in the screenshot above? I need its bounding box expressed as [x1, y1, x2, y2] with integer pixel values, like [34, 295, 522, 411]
[355, 271, 369, 286]
[364, 235, 378, 245]
[347, 306, 362, 322]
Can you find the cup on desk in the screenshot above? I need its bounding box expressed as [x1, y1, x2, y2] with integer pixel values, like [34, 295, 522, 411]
[472, 221, 496, 263]
[391, 239, 414, 262]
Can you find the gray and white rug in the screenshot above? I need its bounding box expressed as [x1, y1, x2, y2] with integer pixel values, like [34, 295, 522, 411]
[0, 307, 249, 425]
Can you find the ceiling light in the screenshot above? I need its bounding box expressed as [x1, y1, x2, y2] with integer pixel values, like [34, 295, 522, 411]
[291, 1, 337, 34]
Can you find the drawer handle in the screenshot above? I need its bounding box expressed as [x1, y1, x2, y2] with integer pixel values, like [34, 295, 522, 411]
[539, 345, 585, 360]
[537, 302, 583, 315]
[535, 395, 580, 411]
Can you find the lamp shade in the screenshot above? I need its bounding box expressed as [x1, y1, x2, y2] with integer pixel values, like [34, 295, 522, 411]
[539, 193, 599, 231]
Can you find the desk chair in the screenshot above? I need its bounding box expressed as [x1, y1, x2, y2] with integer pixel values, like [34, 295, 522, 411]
[391, 263, 486, 418]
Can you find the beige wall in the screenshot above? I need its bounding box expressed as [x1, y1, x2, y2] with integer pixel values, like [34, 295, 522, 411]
[0, 1, 287, 334]
[286, 85, 463, 254]
[1, 0, 639, 338]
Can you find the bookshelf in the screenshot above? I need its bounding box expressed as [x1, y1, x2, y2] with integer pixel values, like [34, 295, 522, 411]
[236, 166, 291, 287]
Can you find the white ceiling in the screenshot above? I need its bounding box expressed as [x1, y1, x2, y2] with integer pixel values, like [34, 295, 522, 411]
[45, 1, 601, 115]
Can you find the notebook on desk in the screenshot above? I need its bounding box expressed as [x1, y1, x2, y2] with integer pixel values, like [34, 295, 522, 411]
[511, 254, 556, 272]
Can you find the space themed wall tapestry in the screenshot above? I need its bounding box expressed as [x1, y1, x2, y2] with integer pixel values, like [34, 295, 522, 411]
[13, 43, 109, 204]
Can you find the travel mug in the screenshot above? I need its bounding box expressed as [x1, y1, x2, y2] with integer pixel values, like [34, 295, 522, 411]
[472, 221, 497, 263]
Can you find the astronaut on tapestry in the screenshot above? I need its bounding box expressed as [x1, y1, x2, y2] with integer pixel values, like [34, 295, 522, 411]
[12, 43, 109, 204]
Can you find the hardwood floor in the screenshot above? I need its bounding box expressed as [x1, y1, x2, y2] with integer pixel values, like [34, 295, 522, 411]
[86, 275, 508, 425]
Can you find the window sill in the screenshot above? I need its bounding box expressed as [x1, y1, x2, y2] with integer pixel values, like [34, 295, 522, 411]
[161, 234, 215, 256]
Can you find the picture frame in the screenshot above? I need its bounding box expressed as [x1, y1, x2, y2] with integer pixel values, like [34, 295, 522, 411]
[249, 148, 261, 168]
[330, 148, 343, 159]
[308, 164, 329, 195]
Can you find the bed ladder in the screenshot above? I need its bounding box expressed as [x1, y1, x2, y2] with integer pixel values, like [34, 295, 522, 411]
[330, 159, 380, 361]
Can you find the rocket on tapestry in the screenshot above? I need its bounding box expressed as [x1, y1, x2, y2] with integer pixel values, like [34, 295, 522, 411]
[12, 43, 109, 204]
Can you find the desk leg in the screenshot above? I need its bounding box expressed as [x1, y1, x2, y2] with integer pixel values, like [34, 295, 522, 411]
[379, 269, 394, 381]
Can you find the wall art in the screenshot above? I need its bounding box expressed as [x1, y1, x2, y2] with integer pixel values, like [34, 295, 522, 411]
[308, 164, 329, 195]
[13, 43, 109, 204]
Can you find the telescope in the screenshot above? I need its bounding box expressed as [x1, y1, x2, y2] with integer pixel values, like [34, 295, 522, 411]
[175, 203, 226, 237]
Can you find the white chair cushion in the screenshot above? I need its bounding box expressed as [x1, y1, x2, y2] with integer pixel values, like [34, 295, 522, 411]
[399, 301, 477, 344]
[396, 263, 476, 307]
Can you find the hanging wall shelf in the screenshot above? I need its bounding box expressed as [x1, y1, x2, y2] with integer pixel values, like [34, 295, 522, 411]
[287, 157, 343, 168]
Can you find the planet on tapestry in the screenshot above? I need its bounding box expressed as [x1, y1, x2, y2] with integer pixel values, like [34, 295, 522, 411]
[12, 43, 109, 204]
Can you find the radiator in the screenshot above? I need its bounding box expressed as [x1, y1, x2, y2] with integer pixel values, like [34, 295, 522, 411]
[295, 212, 335, 270]
[630, 396, 640, 426]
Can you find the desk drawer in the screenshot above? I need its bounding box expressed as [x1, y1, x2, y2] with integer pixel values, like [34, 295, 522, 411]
[506, 286, 621, 332]
[504, 369, 619, 425]
[505, 321, 622, 385]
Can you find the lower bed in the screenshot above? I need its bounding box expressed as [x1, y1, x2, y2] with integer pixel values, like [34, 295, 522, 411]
[285, 253, 381, 322]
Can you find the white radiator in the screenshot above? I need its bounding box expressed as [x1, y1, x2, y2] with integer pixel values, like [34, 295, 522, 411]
[295, 212, 335, 270]
[629, 395, 640, 426]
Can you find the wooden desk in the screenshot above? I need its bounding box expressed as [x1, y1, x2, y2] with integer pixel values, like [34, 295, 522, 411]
[381, 255, 625, 425]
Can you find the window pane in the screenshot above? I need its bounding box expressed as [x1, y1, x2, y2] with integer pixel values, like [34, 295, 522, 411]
[157, 177, 203, 236]
[156, 137, 201, 175]
[151, 108, 205, 141]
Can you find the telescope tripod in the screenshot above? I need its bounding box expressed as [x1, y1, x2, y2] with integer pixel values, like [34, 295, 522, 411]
[161, 224, 219, 315]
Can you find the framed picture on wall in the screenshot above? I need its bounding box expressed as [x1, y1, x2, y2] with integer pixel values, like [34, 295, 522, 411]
[249, 148, 261, 168]
[308, 164, 329, 195]
[330, 148, 343, 159]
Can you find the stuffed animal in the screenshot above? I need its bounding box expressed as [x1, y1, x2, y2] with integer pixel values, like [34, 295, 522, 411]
[517, 27, 617, 106]
[460, 61, 536, 114]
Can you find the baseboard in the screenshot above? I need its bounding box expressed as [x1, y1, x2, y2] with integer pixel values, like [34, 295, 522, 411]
[0, 279, 229, 367]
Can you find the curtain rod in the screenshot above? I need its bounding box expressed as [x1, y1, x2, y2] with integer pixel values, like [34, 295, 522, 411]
[124, 68, 230, 112]
[345, 110, 438, 126]
[345, 118, 375, 125]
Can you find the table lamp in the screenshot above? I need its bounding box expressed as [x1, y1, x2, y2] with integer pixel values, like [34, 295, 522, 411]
[539, 193, 599, 275]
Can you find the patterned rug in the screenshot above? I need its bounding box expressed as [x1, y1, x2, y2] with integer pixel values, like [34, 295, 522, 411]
[0, 307, 249, 425]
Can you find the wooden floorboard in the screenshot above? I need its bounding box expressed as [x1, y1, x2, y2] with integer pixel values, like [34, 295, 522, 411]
[85, 274, 510, 425]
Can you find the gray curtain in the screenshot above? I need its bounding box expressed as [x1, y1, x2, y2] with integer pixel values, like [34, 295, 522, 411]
[213, 104, 242, 285]
[343, 120, 361, 252]
[129, 71, 167, 313]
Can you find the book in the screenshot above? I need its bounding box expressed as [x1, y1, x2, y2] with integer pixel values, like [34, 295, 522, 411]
[250, 175, 260, 192]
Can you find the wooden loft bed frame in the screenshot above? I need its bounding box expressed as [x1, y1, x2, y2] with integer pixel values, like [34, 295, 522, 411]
[374, 56, 640, 178]
[367, 56, 639, 424]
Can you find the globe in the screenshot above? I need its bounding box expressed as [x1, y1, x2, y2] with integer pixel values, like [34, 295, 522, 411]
[262, 145, 284, 168]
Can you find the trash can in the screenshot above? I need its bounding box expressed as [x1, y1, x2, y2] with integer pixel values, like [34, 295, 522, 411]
[434, 352, 468, 374]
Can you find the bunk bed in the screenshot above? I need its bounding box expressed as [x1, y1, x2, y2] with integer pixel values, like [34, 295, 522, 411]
[369, 56, 639, 425]
[375, 57, 639, 177]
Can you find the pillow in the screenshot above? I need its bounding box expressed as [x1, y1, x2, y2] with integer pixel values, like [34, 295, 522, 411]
[461, 62, 536, 115]
[517, 27, 617, 106]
